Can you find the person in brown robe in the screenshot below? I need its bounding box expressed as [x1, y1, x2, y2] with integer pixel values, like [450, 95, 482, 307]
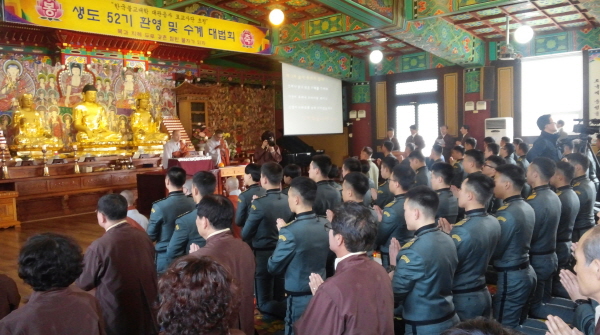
[0, 233, 104, 335]
[295, 202, 394, 335]
[76, 194, 158, 335]
[158, 256, 244, 335]
[190, 194, 256, 335]
[0, 274, 19, 320]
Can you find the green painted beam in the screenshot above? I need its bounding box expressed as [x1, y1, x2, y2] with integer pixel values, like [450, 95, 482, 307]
[319, 0, 394, 28]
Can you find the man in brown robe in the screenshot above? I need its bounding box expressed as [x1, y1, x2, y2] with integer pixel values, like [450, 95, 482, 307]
[0, 233, 104, 335]
[190, 194, 256, 335]
[0, 274, 19, 320]
[295, 202, 394, 334]
[77, 194, 158, 335]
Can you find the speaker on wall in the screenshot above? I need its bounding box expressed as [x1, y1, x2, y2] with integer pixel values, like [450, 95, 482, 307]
[481, 66, 496, 101]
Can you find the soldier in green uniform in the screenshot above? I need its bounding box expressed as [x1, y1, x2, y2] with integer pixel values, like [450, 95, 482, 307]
[427, 144, 445, 169]
[375, 156, 399, 208]
[282, 164, 301, 196]
[360, 159, 377, 207]
[165, 171, 216, 265]
[502, 143, 518, 165]
[342, 157, 374, 207]
[431, 162, 459, 224]
[390, 186, 459, 334]
[451, 145, 466, 188]
[235, 163, 266, 227]
[147, 166, 196, 274]
[268, 177, 330, 335]
[438, 172, 500, 320]
[491, 164, 536, 329]
[408, 150, 431, 187]
[327, 165, 342, 192]
[565, 153, 597, 242]
[526, 158, 567, 321]
[516, 143, 530, 171]
[483, 156, 507, 214]
[242, 162, 293, 319]
[340, 172, 377, 221]
[550, 161, 580, 297]
[309, 155, 342, 216]
[374, 164, 415, 268]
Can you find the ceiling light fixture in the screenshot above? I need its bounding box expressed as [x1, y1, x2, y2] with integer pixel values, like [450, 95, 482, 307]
[369, 50, 383, 64]
[514, 25, 534, 44]
[269, 9, 284, 26]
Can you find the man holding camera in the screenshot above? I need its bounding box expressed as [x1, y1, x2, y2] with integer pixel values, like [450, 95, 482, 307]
[255, 130, 282, 165]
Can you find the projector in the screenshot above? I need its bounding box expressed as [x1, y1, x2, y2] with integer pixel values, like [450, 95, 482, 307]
[498, 44, 517, 61]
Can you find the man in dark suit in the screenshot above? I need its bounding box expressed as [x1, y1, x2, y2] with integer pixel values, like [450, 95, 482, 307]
[147, 166, 196, 274]
[438, 125, 455, 162]
[456, 125, 473, 146]
[191, 194, 256, 335]
[384, 127, 401, 151]
[268, 177, 330, 335]
[406, 124, 425, 152]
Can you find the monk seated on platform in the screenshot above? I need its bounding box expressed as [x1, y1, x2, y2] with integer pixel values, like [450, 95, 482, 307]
[0, 233, 104, 335]
[130, 93, 168, 146]
[73, 84, 124, 145]
[12, 93, 63, 150]
[158, 256, 244, 335]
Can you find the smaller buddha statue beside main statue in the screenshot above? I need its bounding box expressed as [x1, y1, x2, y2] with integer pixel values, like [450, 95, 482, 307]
[11, 93, 63, 153]
[73, 84, 125, 145]
[130, 92, 168, 146]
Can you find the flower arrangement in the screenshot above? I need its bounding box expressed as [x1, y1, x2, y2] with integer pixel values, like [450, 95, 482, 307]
[222, 132, 237, 159]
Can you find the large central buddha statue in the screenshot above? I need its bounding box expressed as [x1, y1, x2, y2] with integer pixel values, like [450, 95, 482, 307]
[73, 84, 123, 143]
[130, 92, 168, 145]
[12, 93, 63, 148]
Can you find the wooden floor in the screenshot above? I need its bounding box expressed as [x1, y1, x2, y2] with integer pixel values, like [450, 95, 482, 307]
[0, 213, 104, 304]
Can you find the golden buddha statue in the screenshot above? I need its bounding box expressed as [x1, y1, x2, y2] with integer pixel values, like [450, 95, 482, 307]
[130, 92, 168, 145]
[73, 84, 123, 144]
[12, 93, 63, 148]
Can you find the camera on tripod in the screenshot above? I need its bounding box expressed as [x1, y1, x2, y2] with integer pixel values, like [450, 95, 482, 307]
[573, 118, 600, 136]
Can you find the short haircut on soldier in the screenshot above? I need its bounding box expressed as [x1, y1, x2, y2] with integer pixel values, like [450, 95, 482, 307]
[495, 164, 527, 191]
[487, 143, 500, 156]
[486, 156, 506, 167]
[245, 163, 262, 182]
[360, 160, 370, 174]
[405, 186, 439, 219]
[432, 144, 443, 155]
[566, 152, 589, 172]
[19, 233, 83, 292]
[463, 172, 495, 205]
[283, 164, 301, 179]
[196, 195, 234, 230]
[555, 161, 575, 183]
[328, 164, 340, 179]
[408, 150, 425, 162]
[483, 137, 496, 145]
[405, 143, 416, 153]
[501, 136, 511, 144]
[518, 142, 529, 154]
[343, 157, 362, 173]
[381, 156, 399, 172]
[465, 149, 485, 169]
[311, 154, 332, 176]
[431, 162, 454, 185]
[581, 226, 600, 265]
[392, 164, 416, 191]
[531, 157, 556, 182]
[261, 162, 283, 185]
[167, 166, 187, 188]
[465, 137, 477, 149]
[290, 176, 318, 205]
[192, 171, 217, 197]
[343, 172, 370, 199]
[514, 138, 524, 145]
[331, 202, 377, 252]
[362, 146, 373, 156]
[97, 194, 128, 221]
[504, 143, 515, 156]
[452, 145, 465, 155]
[383, 141, 394, 152]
